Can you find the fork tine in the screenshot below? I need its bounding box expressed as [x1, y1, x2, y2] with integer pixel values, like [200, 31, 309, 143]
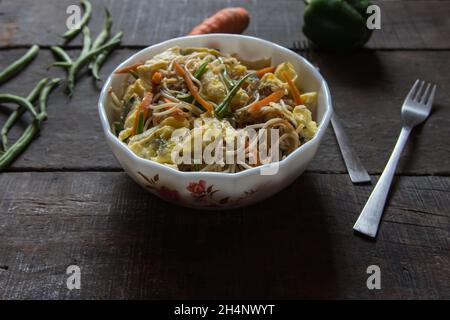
[406, 79, 420, 102]
[419, 83, 432, 104]
[414, 80, 425, 101]
[426, 84, 437, 106]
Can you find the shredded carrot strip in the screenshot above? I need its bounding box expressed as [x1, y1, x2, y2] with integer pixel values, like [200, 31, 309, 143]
[114, 62, 144, 74]
[282, 71, 302, 105]
[248, 90, 285, 113]
[255, 66, 276, 78]
[132, 92, 153, 135]
[152, 71, 162, 84]
[173, 61, 213, 112]
[162, 97, 173, 103]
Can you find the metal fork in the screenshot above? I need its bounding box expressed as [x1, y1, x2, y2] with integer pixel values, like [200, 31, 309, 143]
[353, 80, 437, 238]
[293, 40, 371, 184]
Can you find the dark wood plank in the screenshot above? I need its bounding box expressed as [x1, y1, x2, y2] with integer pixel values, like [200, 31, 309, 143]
[0, 49, 449, 174]
[0, 0, 449, 49]
[0, 172, 448, 299]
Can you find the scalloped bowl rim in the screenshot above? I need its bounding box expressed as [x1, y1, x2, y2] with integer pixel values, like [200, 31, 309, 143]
[98, 34, 333, 180]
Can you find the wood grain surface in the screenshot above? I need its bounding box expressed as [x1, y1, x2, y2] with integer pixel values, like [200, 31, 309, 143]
[0, 0, 449, 300]
[0, 172, 448, 299]
[0, 0, 449, 49]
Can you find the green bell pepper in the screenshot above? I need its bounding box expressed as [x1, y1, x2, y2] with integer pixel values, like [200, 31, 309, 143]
[302, 0, 373, 50]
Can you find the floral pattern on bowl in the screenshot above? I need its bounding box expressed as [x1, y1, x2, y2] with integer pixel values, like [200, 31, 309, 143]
[138, 172, 256, 208]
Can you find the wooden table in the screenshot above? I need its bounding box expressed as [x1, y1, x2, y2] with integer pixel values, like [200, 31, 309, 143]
[0, 0, 449, 299]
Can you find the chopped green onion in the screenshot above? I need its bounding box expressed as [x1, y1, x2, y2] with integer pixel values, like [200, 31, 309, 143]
[194, 59, 210, 79]
[218, 57, 235, 89]
[136, 111, 145, 135]
[215, 73, 253, 119]
[113, 121, 123, 135]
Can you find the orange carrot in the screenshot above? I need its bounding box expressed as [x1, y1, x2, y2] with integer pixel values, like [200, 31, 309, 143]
[189, 7, 250, 35]
[173, 61, 213, 112]
[114, 62, 144, 74]
[152, 71, 162, 85]
[248, 90, 285, 113]
[132, 92, 153, 135]
[282, 71, 302, 105]
[162, 97, 173, 103]
[256, 66, 276, 78]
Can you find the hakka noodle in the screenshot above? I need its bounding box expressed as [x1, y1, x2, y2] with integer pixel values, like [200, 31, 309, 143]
[109, 46, 318, 173]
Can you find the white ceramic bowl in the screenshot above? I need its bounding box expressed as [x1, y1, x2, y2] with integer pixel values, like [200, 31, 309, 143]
[98, 34, 333, 209]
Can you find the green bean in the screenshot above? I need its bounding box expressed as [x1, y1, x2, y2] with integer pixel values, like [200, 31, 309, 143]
[50, 46, 72, 64]
[0, 92, 38, 152]
[0, 121, 40, 170]
[0, 78, 49, 151]
[0, 94, 37, 118]
[62, 0, 92, 41]
[92, 8, 112, 50]
[67, 36, 122, 95]
[0, 45, 39, 84]
[27, 78, 50, 103]
[88, 9, 113, 80]
[37, 78, 61, 121]
[0, 78, 60, 168]
[90, 31, 123, 81]
[51, 61, 72, 69]
[80, 26, 92, 58]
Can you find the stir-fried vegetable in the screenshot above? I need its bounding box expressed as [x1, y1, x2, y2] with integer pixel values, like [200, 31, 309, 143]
[256, 66, 276, 78]
[282, 71, 302, 105]
[152, 71, 162, 85]
[132, 92, 153, 136]
[218, 57, 235, 89]
[174, 61, 213, 112]
[114, 62, 144, 74]
[248, 89, 285, 113]
[215, 73, 253, 118]
[194, 59, 210, 79]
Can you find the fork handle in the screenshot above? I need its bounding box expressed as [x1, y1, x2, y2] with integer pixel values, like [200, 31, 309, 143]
[353, 126, 412, 237]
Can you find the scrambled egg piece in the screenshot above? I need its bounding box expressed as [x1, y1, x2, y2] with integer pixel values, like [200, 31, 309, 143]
[201, 68, 226, 104]
[136, 47, 181, 80]
[123, 79, 147, 102]
[275, 61, 298, 81]
[300, 92, 317, 109]
[259, 73, 287, 95]
[293, 105, 317, 140]
[223, 57, 247, 78]
[128, 126, 176, 164]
